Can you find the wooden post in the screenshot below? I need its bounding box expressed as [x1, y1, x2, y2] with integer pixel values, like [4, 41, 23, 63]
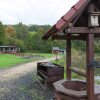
[86, 33, 94, 100]
[66, 35, 71, 80]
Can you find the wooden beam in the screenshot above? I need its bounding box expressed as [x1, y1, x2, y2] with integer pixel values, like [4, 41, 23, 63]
[52, 35, 86, 40]
[70, 68, 86, 77]
[86, 33, 94, 100]
[64, 27, 100, 34]
[42, 26, 57, 40]
[94, 6, 100, 12]
[66, 34, 71, 80]
[88, 3, 95, 13]
[72, 7, 86, 25]
[94, 35, 100, 38]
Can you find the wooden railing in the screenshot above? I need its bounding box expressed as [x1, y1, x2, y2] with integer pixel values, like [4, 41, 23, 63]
[69, 67, 86, 77]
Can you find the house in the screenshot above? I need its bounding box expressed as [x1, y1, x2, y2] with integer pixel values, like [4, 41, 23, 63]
[52, 47, 65, 54]
[0, 46, 20, 54]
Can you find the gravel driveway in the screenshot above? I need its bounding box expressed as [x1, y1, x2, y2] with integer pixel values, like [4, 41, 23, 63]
[0, 57, 57, 100]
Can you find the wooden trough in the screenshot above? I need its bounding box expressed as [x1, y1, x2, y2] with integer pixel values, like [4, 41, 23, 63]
[37, 62, 64, 84]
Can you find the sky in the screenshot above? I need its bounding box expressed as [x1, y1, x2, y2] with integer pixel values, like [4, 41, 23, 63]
[0, 0, 78, 25]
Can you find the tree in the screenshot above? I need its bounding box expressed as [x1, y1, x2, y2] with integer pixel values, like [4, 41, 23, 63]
[25, 32, 34, 51]
[0, 22, 6, 45]
[5, 25, 16, 38]
[31, 28, 66, 52]
[28, 25, 51, 32]
[15, 22, 29, 41]
[14, 39, 26, 52]
[94, 40, 100, 52]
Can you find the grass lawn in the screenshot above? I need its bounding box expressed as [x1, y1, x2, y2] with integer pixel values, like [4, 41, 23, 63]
[0, 54, 30, 69]
[0, 53, 54, 69]
[33, 53, 54, 58]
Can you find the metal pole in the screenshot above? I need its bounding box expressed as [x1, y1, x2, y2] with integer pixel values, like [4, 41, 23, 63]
[86, 33, 94, 100]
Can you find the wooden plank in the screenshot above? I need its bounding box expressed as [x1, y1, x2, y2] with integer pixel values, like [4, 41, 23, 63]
[88, 3, 95, 13]
[86, 33, 94, 100]
[94, 6, 100, 12]
[42, 26, 57, 40]
[52, 35, 86, 40]
[66, 34, 71, 80]
[52, 34, 100, 40]
[94, 34, 100, 38]
[64, 27, 100, 34]
[72, 7, 86, 25]
[70, 68, 86, 77]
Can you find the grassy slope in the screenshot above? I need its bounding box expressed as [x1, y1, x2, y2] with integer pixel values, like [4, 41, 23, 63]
[52, 51, 100, 84]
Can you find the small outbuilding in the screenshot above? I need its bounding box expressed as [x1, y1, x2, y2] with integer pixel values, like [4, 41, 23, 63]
[52, 47, 65, 54]
[0, 46, 20, 54]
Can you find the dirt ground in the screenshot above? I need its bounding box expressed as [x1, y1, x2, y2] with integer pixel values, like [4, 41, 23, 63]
[0, 57, 57, 100]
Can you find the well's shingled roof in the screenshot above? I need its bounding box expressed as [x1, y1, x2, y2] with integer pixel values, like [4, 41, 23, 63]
[42, 0, 97, 40]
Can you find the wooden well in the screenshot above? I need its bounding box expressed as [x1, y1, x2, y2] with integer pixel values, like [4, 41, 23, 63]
[42, 0, 100, 100]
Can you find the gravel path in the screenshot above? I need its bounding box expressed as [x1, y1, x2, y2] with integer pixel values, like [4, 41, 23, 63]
[0, 57, 58, 100]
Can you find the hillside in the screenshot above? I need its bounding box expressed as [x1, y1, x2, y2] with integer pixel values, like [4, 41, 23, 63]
[0, 22, 99, 53]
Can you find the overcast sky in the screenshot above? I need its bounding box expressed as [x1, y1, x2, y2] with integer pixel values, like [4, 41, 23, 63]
[0, 0, 78, 25]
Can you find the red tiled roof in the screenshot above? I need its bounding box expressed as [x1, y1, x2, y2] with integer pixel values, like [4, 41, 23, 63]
[42, 0, 91, 40]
